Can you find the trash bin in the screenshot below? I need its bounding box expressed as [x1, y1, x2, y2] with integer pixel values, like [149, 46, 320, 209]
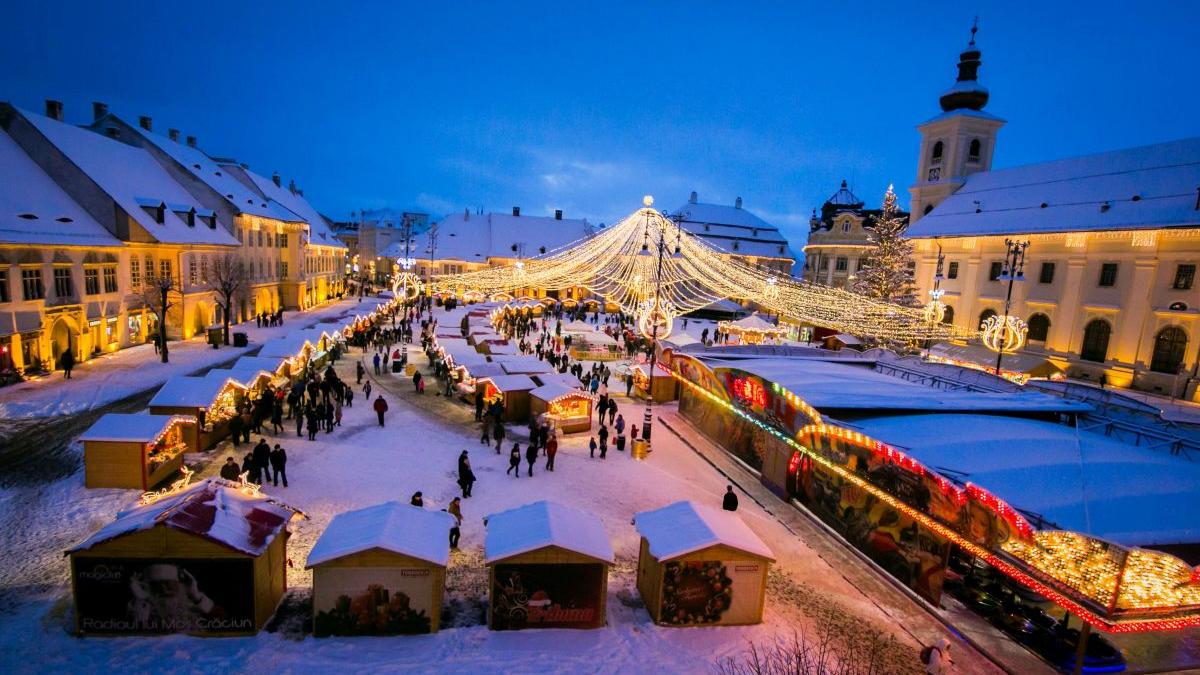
[233, 332, 249, 347]
[207, 327, 222, 348]
[631, 438, 651, 460]
[405, 363, 417, 377]
[391, 360, 403, 373]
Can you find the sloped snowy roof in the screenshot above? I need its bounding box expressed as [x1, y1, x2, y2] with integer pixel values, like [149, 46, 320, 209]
[212, 364, 275, 388]
[530, 381, 593, 402]
[634, 501, 775, 561]
[485, 342, 520, 355]
[484, 500, 614, 564]
[852, 414, 1200, 547]
[0, 130, 122, 247]
[306, 501, 456, 568]
[149, 371, 241, 408]
[907, 137, 1200, 238]
[432, 211, 594, 262]
[672, 200, 797, 260]
[21, 109, 238, 247]
[533, 372, 585, 390]
[238, 168, 346, 249]
[724, 312, 781, 332]
[481, 374, 537, 392]
[499, 357, 553, 375]
[79, 412, 194, 443]
[231, 356, 288, 374]
[68, 478, 304, 556]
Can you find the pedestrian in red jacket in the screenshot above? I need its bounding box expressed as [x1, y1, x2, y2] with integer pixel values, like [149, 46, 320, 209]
[373, 395, 388, 427]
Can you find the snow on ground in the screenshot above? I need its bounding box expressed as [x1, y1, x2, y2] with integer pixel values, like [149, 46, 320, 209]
[0, 296, 387, 420]
[0, 308, 932, 674]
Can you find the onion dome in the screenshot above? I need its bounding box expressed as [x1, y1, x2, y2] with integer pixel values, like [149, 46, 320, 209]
[939, 20, 990, 112]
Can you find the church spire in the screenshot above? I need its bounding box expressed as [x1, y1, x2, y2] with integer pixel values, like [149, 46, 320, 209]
[939, 18, 990, 112]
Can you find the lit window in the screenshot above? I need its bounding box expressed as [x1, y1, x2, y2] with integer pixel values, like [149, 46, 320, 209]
[54, 267, 73, 298]
[84, 268, 99, 295]
[21, 268, 43, 300]
[103, 266, 118, 293]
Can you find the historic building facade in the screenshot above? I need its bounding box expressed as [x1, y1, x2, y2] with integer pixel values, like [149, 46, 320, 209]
[672, 193, 796, 275]
[803, 181, 910, 290]
[906, 32, 1200, 399]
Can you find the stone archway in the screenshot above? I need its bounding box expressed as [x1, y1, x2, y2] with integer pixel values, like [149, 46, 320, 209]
[49, 316, 77, 368]
[193, 301, 212, 337]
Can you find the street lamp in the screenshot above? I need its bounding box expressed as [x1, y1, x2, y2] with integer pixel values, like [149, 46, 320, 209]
[993, 238, 1029, 375]
[637, 198, 682, 452]
[923, 243, 946, 358]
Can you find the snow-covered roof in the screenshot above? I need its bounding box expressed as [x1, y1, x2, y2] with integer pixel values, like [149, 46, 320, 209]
[123, 123, 302, 222]
[257, 332, 323, 359]
[634, 501, 774, 561]
[306, 501, 456, 568]
[672, 200, 797, 260]
[463, 362, 507, 378]
[0, 130, 122, 247]
[79, 412, 194, 443]
[68, 478, 304, 556]
[431, 210, 594, 262]
[231, 356, 288, 374]
[21, 109, 239, 247]
[530, 381, 592, 402]
[534, 372, 585, 390]
[484, 500, 614, 564]
[829, 333, 863, 345]
[851, 414, 1200, 547]
[238, 168, 346, 249]
[485, 342, 520, 355]
[562, 320, 596, 333]
[481, 374, 537, 392]
[149, 371, 241, 408]
[696, 355, 1089, 414]
[213, 364, 275, 388]
[907, 137, 1200, 239]
[499, 357, 554, 375]
[723, 312, 781, 332]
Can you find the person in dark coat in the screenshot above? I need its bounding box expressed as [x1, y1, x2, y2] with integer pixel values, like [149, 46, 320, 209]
[412, 370, 423, 393]
[722, 485, 739, 511]
[252, 439, 271, 484]
[229, 413, 244, 447]
[607, 398, 618, 426]
[356, 361, 365, 384]
[474, 390, 484, 421]
[545, 436, 558, 471]
[506, 444, 521, 477]
[294, 400, 305, 437]
[241, 452, 256, 483]
[270, 445, 287, 487]
[596, 393, 608, 424]
[525, 443, 539, 477]
[493, 422, 505, 452]
[61, 349, 75, 379]
[457, 451, 475, 498]
[373, 394, 388, 427]
[219, 456, 241, 481]
[373, 352, 381, 375]
[271, 400, 284, 434]
[306, 408, 320, 440]
[589, 436, 597, 458]
[410, 491, 424, 507]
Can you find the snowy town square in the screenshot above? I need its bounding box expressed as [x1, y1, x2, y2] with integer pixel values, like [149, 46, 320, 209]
[2, 3, 1200, 675]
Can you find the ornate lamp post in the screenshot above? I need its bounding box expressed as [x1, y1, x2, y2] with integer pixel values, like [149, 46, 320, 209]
[991, 238, 1029, 375]
[637, 197, 682, 453]
[923, 244, 946, 358]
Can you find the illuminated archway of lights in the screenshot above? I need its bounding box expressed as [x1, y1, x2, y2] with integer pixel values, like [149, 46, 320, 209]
[981, 314, 1028, 354]
[432, 199, 978, 342]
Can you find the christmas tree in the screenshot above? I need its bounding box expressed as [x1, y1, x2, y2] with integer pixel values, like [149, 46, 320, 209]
[853, 185, 918, 307]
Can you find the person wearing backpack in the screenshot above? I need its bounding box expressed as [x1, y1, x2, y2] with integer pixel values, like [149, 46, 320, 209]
[921, 637, 953, 674]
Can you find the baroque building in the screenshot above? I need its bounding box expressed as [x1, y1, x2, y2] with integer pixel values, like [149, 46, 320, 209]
[803, 181, 910, 290]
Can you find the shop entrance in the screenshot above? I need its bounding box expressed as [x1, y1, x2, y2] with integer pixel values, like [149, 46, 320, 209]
[49, 316, 76, 368]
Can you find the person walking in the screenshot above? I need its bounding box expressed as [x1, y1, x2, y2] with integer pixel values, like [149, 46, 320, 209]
[334, 398, 343, 427]
[410, 491, 424, 507]
[525, 443, 538, 477]
[596, 393, 608, 424]
[293, 400, 305, 437]
[474, 389, 484, 421]
[270, 444, 288, 487]
[324, 401, 335, 433]
[252, 439, 271, 485]
[356, 361, 365, 384]
[219, 456, 241, 481]
[599, 432, 608, 459]
[625, 374, 634, 397]
[306, 408, 320, 441]
[545, 436, 558, 471]
[447, 497, 463, 548]
[480, 417, 492, 447]
[61, 349, 75, 379]
[457, 451, 475, 498]
[229, 413, 244, 447]
[614, 414, 625, 436]
[372, 352, 381, 375]
[722, 485, 739, 511]
[373, 394, 388, 427]
[271, 400, 284, 434]
[589, 436, 598, 459]
[412, 370, 423, 394]
[607, 399, 618, 426]
[506, 444, 522, 477]
[494, 422, 506, 453]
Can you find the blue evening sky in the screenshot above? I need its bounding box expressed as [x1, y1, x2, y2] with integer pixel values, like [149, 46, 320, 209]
[3, 1, 1197, 247]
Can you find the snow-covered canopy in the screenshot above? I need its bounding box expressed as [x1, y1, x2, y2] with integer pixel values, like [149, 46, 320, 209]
[79, 412, 194, 443]
[481, 374, 537, 393]
[634, 501, 774, 562]
[499, 357, 554, 375]
[721, 312, 784, 334]
[530, 382, 593, 403]
[149, 371, 241, 408]
[484, 500, 614, 564]
[68, 479, 304, 557]
[534, 372, 585, 390]
[231, 356, 288, 375]
[306, 501, 456, 568]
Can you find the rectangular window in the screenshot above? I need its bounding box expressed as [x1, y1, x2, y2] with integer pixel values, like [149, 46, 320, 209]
[84, 268, 99, 295]
[947, 261, 959, 279]
[281, 261, 288, 277]
[1173, 264, 1196, 290]
[54, 267, 73, 298]
[103, 266, 118, 293]
[835, 257, 848, 272]
[1098, 263, 1118, 287]
[279, 233, 288, 248]
[130, 258, 140, 290]
[200, 259, 208, 283]
[1038, 262, 1056, 284]
[855, 258, 864, 272]
[266, 232, 272, 247]
[237, 227, 244, 243]
[906, 261, 917, 276]
[21, 268, 43, 300]
[0, 269, 9, 303]
[988, 261, 1003, 281]
[189, 259, 198, 286]
[159, 259, 171, 280]
[257, 230, 263, 247]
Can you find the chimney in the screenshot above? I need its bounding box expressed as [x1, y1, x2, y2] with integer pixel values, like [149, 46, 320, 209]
[44, 100, 63, 121]
[272, 172, 281, 188]
[92, 101, 108, 122]
[464, 207, 470, 221]
[689, 190, 698, 204]
[554, 209, 563, 220]
[138, 115, 152, 131]
[168, 128, 180, 142]
[735, 196, 743, 209]
[105, 127, 120, 139]
[186, 135, 196, 148]
[512, 206, 520, 216]
[288, 179, 296, 194]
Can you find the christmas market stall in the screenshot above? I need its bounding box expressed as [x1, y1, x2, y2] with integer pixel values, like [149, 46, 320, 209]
[630, 362, 677, 403]
[148, 371, 246, 450]
[484, 501, 613, 631]
[229, 355, 294, 384]
[530, 382, 594, 434]
[633, 501, 774, 626]
[66, 478, 305, 636]
[476, 374, 537, 422]
[716, 312, 787, 345]
[306, 502, 456, 636]
[494, 354, 554, 376]
[257, 334, 318, 376]
[81, 413, 197, 490]
[822, 333, 864, 352]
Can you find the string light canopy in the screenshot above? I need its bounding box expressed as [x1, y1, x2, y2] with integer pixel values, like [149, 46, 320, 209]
[433, 199, 977, 342]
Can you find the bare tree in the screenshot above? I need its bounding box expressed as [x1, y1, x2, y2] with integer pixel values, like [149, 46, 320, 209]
[142, 268, 180, 364]
[208, 254, 250, 345]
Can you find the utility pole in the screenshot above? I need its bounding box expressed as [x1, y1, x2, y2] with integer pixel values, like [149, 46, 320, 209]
[425, 221, 439, 317]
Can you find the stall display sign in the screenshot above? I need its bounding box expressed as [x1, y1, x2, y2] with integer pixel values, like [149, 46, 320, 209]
[658, 559, 764, 626]
[491, 563, 604, 630]
[729, 376, 767, 409]
[74, 557, 254, 634]
[313, 566, 435, 636]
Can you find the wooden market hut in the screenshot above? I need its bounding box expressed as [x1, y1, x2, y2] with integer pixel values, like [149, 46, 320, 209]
[148, 371, 245, 450]
[822, 333, 864, 352]
[529, 382, 594, 434]
[81, 413, 197, 490]
[478, 374, 537, 422]
[630, 362, 677, 403]
[633, 501, 774, 626]
[484, 501, 614, 631]
[717, 312, 787, 345]
[306, 502, 456, 636]
[230, 355, 294, 383]
[66, 478, 304, 636]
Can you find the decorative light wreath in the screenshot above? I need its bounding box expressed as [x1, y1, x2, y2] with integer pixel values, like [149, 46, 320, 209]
[981, 314, 1028, 354]
[637, 297, 675, 340]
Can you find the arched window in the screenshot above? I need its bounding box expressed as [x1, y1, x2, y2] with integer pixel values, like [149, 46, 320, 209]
[942, 305, 955, 325]
[931, 141, 944, 164]
[978, 308, 997, 329]
[968, 138, 982, 161]
[841, 221, 851, 233]
[1027, 313, 1051, 342]
[1080, 319, 1112, 363]
[1150, 326, 1188, 374]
